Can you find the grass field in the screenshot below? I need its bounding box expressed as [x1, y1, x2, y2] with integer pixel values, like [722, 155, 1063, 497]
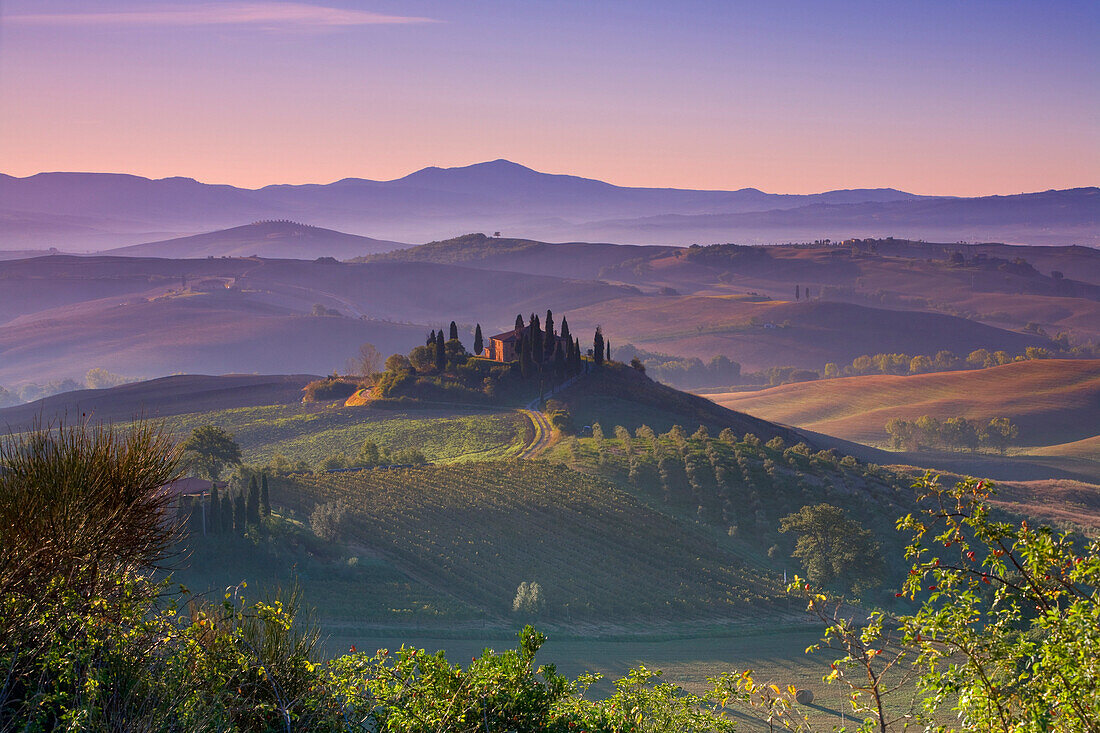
[161, 403, 528, 466]
[268, 461, 792, 622]
[709, 359, 1100, 448]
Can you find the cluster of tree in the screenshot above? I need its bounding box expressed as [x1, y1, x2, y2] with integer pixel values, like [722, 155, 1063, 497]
[371, 310, 607, 403]
[884, 415, 1019, 453]
[613, 344, 741, 388]
[0, 368, 141, 408]
[316, 439, 428, 471]
[944, 249, 1040, 276]
[197, 474, 271, 537]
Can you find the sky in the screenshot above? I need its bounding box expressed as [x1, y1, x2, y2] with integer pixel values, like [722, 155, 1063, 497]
[1, 0, 1097, 195]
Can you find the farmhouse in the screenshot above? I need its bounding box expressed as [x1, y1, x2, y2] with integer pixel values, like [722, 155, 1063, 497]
[483, 319, 571, 363]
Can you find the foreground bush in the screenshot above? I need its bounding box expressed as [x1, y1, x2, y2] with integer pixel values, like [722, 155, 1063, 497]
[3, 423, 1098, 731]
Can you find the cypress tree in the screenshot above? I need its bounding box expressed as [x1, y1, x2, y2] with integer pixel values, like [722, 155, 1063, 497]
[520, 332, 533, 378]
[473, 324, 484, 355]
[573, 337, 582, 374]
[795, 284, 800, 301]
[560, 316, 570, 345]
[427, 330, 436, 347]
[531, 314, 543, 362]
[260, 474, 270, 517]
[233, 491, 246, 534]
[449, 321, 459, 341]
[246, 476, 260, 525]
[209, 485, 221, 535]
[544, 310, 555, 359]
[515, 314, 524, 331]
[553, 339, 566, 377]
[222, 491, 233, 533]
[593, 326, 605, 365]
[435, 330, 446, 371]
[606, 340, 611, 362]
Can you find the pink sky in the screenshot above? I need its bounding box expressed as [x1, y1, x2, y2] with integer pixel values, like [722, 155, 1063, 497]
[1, 1, 1097, 195]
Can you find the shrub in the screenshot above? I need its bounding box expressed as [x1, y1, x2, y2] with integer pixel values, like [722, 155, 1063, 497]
[309, 500, 349, 542]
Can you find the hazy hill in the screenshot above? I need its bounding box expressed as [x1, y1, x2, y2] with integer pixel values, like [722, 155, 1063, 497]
[0, 374, 316, 433]
[574, 187, 1100, 246]
[361, 232, 676, 280]
[102, 221, 405, 260]
[4, 160, 1091, 246]
[0, 254, 639, 384]
[565, 297, 1047, 371]
[710, 359, 1100, 448]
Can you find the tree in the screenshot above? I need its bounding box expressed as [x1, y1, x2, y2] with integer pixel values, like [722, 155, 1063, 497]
[560, 316, 570, 345]
[512, 581, 545, 616]
[209, 485, 221, 535]
[981, 416, 1019, 454]
[434, 330, 446, 372]
[795, 284, 800, 301]
[908, 354, 933, 374]
[593, 326, 605, 366]
[515, 313, 524, 331]
[260, 473, 270, 517]
[779, 503, 883, 594]
[310, 500, 349, 542]
[346, 342, 382, 377]
[233, 491, 246, 535]
[530, 314, 543, 361]
[408, 345, 435, 372]
[473, 324, 484, 356]
[606, 340, 611, 362]
[544, 310, 555, 359]
[181, 425, 241, 482]
[246, 476, 260, 526]
[385, 353, 412, 373]
[427, 330, 436, 347]
[448, 321, 459, 342]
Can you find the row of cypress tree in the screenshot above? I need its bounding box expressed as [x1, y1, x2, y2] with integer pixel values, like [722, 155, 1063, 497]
[202, 474, 271, 536]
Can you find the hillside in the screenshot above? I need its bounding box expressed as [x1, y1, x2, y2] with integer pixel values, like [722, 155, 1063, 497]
[103, 220, 405, 260]
[268, 461, 790, 622]
[0, 373, 315, 432]
[709, 359, 1100, 448]
[362, 232, 675, 281]
[0, 254, 637, 385]
[565, 297, 1047, 371]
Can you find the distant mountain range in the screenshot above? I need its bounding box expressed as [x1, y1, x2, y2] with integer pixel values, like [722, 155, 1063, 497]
[1, 160, 1096, 249]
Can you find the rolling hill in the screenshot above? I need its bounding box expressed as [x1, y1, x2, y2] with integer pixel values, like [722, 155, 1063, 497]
[3, 161, 1093, 247]
[564, 297, 1047, 372]
[0, 374, 316, 433]
[102, 220, 405, 260]
[709, 359, 1100, 448]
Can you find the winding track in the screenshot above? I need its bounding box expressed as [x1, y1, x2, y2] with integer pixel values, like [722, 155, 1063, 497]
[517, 409, 553, 459]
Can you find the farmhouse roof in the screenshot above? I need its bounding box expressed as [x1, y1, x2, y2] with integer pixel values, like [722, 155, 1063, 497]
[490, 328, 523, 342]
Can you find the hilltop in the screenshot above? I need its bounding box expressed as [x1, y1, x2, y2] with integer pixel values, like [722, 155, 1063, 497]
[102, 220, 405, 260]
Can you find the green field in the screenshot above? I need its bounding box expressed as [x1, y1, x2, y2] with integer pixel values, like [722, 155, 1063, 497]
[267, 461, 791, 622]
[161, 403, 529, 466]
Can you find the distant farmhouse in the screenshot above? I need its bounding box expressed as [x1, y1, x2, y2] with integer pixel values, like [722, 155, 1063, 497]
[483, 315, 573, 363]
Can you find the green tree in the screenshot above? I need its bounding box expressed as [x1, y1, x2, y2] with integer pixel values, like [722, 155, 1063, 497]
[181, 425, 241, 482]
[779, 503, 883, 594]
[246, 476, 260, 526]
[233, 491, 246, 535]
[449, 321, 459, 341]
[473, 323, 484, 356]
[209, 484, 221, 535]
[981, 416, 1019, 454]
[260, 473, 271, 517]
[515, 313, 524, 331]
[593, 326, 605, 366]
[434, 330, 446, 372]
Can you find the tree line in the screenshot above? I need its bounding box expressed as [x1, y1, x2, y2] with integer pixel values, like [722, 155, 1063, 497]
[884, 415, 1019, 453]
